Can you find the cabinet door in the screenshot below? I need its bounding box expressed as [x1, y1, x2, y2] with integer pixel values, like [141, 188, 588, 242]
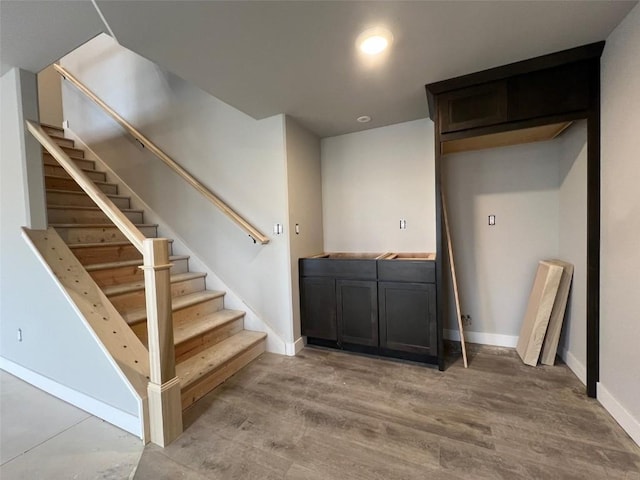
[378, 282, 437, 355]
[337, 280, 378, 347]
[300, 277, 337, 341]
[439, 81, 508, 133]
[508, 62, 590, 122]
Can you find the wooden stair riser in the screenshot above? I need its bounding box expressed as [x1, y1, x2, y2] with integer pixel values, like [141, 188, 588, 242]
[180, 340, 265, 409]
[43, 164, 106, 182]
[44, 153, 95, 171]
[70, 243, 143, 265]
[54, 224, 157, 245]
[46, 190, 130, 209]
[90, 257, 189, 288]
[175, 316, 244, 364]
[131, 295, 225, 341]
[172, 295, 225, 325]
[51, 136, 75, 148]
[41, 125, 64, 136]
[47, 207, 143, 225]
[109, 275, 206, 312]
[60, 145, 85, 158]
[45, 176, 118, 195]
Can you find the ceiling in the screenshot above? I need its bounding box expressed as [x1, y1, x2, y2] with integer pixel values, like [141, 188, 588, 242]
[1, 1, 636, 137]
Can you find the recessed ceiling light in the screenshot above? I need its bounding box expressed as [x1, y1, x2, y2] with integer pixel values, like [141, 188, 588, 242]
[357, 27, 393, 56]
[357, 115, 371, 123]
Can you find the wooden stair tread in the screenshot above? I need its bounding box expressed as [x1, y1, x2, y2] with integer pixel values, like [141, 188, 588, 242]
[44, 165, 99, 178]
[46, 188, 130, 200]
[174, 309, 245, 346]
[47, 205, 143, 214]
[44, 151, 88, 162]
[122, 290, 225, 325]
[58, 146, 85, 156]
[44, 175, 117, 188]
[50, 223, 157, 229]
[44, 166, 101, 177]
[102, 271, 206, 297]
[40, 122, 64, 131]
[69, 239, 172, 250]
[48, 133, 71, 142]
[177, 330, 266, 390]
[84, 254, 188, 272]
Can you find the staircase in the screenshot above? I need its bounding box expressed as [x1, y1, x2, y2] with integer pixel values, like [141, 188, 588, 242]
[40, 123, 267, 410]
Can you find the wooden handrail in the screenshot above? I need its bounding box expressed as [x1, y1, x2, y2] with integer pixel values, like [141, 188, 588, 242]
[26, 121, 146, 251]
[53, 64, 270, 245]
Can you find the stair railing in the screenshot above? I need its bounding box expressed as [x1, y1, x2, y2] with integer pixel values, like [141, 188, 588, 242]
[26, 120, 183, 447]
[53, 64, 270, 245]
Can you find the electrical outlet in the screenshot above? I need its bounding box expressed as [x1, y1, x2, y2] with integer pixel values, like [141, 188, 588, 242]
[462, 315, 472, 326]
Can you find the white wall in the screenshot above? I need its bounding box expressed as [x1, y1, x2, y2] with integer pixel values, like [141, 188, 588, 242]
[60, 34, 295, 347]
[599, 3, 640, 445]
[285, 117, 324, 344]
[443, 141, 560, 343]
[37, 64, 63, 127]
[321, 119, 436, 253]
[557, 121, 588, 383]
[0, 68, 139, 426]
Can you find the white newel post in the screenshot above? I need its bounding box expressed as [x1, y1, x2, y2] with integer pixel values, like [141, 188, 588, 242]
[141, 238, 183, 446]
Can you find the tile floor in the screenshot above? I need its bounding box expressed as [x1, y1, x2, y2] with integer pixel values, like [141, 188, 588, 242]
[0, 370, 143, 479]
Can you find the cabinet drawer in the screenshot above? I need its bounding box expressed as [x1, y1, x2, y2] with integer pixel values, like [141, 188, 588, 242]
[300, 258, 377, 280]
[439, 81, 508, 133]
[377, 260, 435, 283]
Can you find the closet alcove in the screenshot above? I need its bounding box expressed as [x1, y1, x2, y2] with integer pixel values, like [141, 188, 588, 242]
[425, 42, 603, 397]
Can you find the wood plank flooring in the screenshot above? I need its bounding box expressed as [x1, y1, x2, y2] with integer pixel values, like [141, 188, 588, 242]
[133, 345, 640, 480]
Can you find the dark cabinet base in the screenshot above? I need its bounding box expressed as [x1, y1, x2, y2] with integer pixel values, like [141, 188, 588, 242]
[300, 255, 439, 367]
[306, 337, 439, 366]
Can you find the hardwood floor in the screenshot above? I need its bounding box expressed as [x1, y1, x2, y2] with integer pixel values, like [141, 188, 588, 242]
[133, 346, 640, 479]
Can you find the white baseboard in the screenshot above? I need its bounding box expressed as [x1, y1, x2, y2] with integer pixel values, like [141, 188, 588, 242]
[444, 329, 518, 348]
[597, 382, 640, 447]
[0, 357, 141, 438]
[285, 337, 305, 356]
[558, 347, 586, 385]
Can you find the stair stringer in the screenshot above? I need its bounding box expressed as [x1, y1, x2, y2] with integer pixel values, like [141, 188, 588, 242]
[65, 129, 290, 355]
[22, 227, 151, 441]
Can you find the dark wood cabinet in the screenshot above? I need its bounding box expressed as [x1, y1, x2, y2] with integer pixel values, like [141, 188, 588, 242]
[300, 256, 377, 348]
[300, 276, 337, 341]
[337, 280, 378, 347]
[300, 255, 437, 365]
[438, 62, 592, 136]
